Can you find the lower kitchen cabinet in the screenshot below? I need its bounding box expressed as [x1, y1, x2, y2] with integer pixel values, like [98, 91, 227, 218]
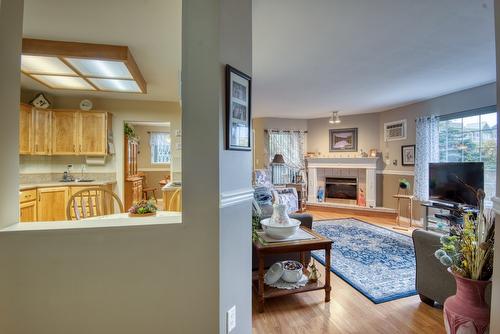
[20, 185, 115, 222]
[20, 200, 37, 222]
[37, 187, 69, 222]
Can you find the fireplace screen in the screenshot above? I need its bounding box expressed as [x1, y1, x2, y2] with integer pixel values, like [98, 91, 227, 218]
[325, 177, 358, 200]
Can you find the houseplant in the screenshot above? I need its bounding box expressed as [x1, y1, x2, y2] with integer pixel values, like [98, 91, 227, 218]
[434, 189, 495, 334]
[128, 200, 158, 217]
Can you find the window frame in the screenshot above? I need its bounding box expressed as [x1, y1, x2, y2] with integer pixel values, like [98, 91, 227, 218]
[438, 105, 497, 206]
[149, 131, 171, 165]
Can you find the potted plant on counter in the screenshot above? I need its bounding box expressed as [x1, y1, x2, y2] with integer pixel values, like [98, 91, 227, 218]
[434, 189, 494, 334]
[128, 200, 158, 217]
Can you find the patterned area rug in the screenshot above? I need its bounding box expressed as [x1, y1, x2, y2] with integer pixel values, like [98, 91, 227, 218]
[312, 218, 417, 304]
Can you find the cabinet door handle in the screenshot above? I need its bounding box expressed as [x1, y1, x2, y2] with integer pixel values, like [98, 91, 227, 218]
[73, 144, 76, 152]
[35, 144, 38, 151]
[79, 144, 82, 152]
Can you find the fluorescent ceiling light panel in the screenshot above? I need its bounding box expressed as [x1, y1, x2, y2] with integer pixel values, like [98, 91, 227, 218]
[32, 75, 95, 90]
[21, 55, 76, 75]
[65, 58, 133, 79]
[21, 39, 147, 93]
[88, 78, 141, 92]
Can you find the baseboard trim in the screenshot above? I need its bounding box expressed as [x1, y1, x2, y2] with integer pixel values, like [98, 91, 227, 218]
[220, 188, 254, 208]
[376, 169, 415, 176]
[307, 203, 397, 219]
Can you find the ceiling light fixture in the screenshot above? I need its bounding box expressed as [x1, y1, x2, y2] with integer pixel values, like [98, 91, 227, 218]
[21, 38, 147, 93]
[329, 111, 341, 124]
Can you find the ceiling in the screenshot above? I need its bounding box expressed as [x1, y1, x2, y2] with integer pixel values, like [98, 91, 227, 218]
[253, 0, 496, 118]
[22, 0, 181, 102]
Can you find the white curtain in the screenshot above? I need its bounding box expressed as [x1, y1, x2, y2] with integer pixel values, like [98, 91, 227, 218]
[149, 132, 171, 164]
[414, 116, 439, 200]
[266, 129, 306, 184]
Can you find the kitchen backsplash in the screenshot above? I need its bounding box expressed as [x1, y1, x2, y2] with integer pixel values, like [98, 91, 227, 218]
[20, 172, 117, 185]
[20, 155, 116, 174]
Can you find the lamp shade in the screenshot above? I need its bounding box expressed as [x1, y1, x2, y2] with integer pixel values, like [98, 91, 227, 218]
[272, 154, 285, 164]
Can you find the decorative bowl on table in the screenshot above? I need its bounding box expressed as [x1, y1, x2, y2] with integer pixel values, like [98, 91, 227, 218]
[128, 200, 158, 218]
[260, 218, 301, 240]
[264, 262, 284, 285]
[282, 261, 304, 283]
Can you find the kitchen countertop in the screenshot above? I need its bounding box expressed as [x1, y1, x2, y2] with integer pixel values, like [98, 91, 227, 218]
[20, 180, 117, 191]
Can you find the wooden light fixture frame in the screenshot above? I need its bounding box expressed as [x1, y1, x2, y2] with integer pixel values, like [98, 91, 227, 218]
[22, 38, 147, 93]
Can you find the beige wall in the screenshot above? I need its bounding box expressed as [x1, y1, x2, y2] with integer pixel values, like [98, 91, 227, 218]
[49, 96, 181, 199]
[379, 82, 496, 172]
[19, 90, 182, 192]
[133, 124, 171, 170]
[0, 1, 246, 333]
[307, 113, 380, 157]
[0, 0, 23, 229]
[253, 117, 308, 169]
[252, 83, 496, 220]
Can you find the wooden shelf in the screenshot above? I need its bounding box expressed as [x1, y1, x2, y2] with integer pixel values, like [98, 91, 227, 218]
[252, 271, 324, 299]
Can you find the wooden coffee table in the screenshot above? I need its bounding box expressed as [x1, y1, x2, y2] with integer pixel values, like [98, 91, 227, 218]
[252, 226, 333, 312]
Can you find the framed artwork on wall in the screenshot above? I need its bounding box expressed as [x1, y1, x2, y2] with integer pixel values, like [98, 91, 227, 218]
[329, 128, 358, 152]
[401, 145, 415, 166]
[225, 65, 252, 151]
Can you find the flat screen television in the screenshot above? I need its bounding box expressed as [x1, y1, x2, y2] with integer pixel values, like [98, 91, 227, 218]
[429, 162, 484, 207]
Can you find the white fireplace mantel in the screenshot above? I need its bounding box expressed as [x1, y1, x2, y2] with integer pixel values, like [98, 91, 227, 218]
[307, 157, 380, 208]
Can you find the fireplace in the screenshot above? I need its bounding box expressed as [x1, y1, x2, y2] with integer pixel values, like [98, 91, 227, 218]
[325, 177, 358, 203]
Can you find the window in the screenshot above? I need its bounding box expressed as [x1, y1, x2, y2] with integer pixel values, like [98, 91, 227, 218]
[438, 106, 497, 205]
[150, 132, 171, 164]
[267, 130, 307, 184]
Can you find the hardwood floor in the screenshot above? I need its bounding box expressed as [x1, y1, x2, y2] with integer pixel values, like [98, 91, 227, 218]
[252, 208, 445, 334]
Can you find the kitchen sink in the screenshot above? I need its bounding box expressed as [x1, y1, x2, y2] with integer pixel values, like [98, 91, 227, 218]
[59, 179, 95, 183]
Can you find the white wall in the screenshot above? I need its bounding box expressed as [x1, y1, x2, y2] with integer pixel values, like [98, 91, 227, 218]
[490, 1, 500, 332]
[218, 0, 253, 332]
[0, 0, 23, 229]
[0, 1, 251, 333]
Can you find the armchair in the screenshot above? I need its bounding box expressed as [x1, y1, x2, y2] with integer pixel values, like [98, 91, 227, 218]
[253, 169, 299, 214]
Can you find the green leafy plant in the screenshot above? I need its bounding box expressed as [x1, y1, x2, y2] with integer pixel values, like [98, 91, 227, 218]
[434, 189, 495, 280]
[124, 123, 137, 140]
[128, 200, 158, 215]
[252, 213, 262, 242]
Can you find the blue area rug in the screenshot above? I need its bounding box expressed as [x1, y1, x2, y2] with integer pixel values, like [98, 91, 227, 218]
[312, 218, 417, 304]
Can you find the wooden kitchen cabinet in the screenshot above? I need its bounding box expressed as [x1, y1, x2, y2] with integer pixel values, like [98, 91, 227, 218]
[52, 110, 78, 155]
[18, 105, 110, 156]
[37, 187, 69, 222]
[19, 189, 37, 222]
[20, 201, 37, 222]
[19, 104, 33, 154]
[79, 112, 108, 155]
[32, 108, 52, 155]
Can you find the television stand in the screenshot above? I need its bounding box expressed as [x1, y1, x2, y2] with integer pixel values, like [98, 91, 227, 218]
[421, 201, 465, 233]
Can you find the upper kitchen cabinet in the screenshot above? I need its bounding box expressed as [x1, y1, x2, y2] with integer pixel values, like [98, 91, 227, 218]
[19, 104, 111, 156]
[52, 110, 78, 155]
[19, 104, 33, 154]
[32, 107, 52, 155]
[79, 111, 109, 155]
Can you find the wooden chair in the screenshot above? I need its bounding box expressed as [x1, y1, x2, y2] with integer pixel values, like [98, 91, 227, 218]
[167, 187, 182, 211]
[66, 187, 124, 220]
[138, 172, 158, 203]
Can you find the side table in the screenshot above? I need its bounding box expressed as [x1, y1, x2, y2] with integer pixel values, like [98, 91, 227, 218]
[252, 227, 332, 312]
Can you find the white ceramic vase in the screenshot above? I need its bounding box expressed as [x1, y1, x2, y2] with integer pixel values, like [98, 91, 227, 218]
[269, 203, 291, 225]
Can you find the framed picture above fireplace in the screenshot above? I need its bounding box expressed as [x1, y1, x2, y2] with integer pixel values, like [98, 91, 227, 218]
[329, 128, 358, 152]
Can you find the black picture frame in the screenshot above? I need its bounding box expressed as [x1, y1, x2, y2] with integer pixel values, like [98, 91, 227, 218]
[225, 65, 252, 151]
[401, 145, 416, 166]
[329, 128, 358, 152]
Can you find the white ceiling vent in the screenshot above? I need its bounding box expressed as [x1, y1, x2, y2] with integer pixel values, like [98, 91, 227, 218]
[384, 120, 407, 142]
